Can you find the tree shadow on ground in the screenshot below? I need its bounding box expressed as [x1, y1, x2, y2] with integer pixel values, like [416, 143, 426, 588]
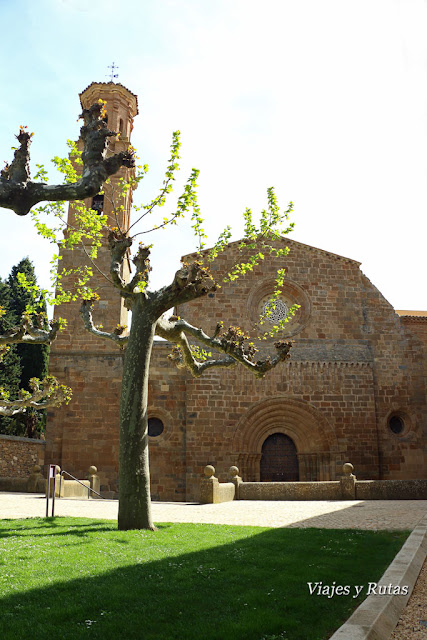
[0, 518, 114, 538]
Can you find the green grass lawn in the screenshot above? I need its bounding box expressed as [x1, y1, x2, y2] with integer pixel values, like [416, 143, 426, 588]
[0, 517, 408, 640]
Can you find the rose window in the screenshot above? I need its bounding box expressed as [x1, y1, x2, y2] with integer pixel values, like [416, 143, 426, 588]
[262, 299, 289, 324]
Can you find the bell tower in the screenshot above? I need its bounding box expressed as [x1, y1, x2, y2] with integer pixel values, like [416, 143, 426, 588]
[45, 82, 139, 493]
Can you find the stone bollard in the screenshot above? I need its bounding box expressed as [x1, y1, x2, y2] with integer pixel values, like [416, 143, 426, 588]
[200, 465, 219, 503]
[340, 462, 356, 499]
[88, 466, 101, 499]
[26, 465, 44, 493]
[229, 466, 242, 500]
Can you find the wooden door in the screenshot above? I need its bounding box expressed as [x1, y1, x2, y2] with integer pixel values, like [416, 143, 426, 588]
[260, 433, 299, 481]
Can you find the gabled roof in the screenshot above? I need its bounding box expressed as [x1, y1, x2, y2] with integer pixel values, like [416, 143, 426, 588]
[395, 310, 427, 317]
[183, 235, 361, 266]
[396, 310, 427, 322]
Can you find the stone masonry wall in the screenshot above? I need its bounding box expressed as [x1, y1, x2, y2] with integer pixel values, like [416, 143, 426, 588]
[168, 237, 426, 498]
[359, 277, 427, 479]
[45, 352, 123, 491]
[0, 434, 45, 478]
[147, 342, 188, 501]
[178, 361, 378, 502]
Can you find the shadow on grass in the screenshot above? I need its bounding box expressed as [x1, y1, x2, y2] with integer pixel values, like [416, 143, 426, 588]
[0, 519, 173, 541]
[0, 520, 408, 640]
[0, 517, 129, 537]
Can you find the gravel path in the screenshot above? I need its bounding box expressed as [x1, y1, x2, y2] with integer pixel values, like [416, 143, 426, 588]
[0, 493, 426, 530]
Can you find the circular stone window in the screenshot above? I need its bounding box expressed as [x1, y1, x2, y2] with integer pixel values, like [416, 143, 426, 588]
[148, 417, 164, 438]
[247, 277, 311, 338]
[388, 415, 405, 435]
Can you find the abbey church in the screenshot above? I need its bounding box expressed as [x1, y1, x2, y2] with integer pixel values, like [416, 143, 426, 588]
[45, 82, 427, 501]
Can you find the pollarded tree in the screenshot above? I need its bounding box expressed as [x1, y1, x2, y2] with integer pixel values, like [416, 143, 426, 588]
[33, 108, 296, 531]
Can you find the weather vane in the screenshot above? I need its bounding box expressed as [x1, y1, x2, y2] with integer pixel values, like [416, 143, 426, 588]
[107, 62, 119, 82]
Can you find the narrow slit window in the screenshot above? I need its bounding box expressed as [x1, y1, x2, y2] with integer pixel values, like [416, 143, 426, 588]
[91, 193, 104, 214]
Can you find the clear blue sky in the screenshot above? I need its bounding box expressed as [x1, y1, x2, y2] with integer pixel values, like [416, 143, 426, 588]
[0, 0, 426, 309]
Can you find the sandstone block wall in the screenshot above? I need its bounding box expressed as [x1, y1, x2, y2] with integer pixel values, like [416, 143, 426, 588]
[45, 352, 123, 491]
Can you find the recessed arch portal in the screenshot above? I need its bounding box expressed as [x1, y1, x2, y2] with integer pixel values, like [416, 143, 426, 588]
[232, 396, 337, 482]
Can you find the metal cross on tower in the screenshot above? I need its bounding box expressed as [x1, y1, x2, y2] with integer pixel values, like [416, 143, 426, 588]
[107, 62, 119, 82]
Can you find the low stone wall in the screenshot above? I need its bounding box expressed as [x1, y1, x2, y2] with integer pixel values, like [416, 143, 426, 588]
[0, 434, 45, 478]
[356, 480, 427, 500]
[200, 463, 427, 503]
[0, 463, 102, 498]
[239, 480, 341, 501]
[0, 468, 46, 493]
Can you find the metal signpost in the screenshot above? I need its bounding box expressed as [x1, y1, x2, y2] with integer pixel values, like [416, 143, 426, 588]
[45, 464, 57, 518]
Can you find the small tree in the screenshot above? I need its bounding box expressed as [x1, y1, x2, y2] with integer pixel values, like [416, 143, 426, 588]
[8, 258, 50, 387]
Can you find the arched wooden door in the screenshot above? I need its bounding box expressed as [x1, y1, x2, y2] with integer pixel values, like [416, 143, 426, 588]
[260, 433, 299, 481]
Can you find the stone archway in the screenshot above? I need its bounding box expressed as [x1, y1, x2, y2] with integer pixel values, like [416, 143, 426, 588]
[232, 396, 337, 482]
[260, 433, 299, 481]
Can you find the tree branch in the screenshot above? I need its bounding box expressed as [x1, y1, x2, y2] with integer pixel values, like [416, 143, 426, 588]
[0, 376, 72, 417]
[107, 229, 133, 292]
[127, 242, 152, 293]
[156, 317, 236, 377]
[0, 314, 60, 346]
[156, 316, 292, 379]
[80, 300, 128, 347]
[0, 102, 135, 216]
[153, 260, 217, 316]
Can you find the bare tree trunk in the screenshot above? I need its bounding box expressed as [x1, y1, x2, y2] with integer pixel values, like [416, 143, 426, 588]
[118, 298, 156, 531]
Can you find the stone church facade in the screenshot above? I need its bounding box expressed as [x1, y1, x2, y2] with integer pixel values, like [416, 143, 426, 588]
[45, 82, 427, 501]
